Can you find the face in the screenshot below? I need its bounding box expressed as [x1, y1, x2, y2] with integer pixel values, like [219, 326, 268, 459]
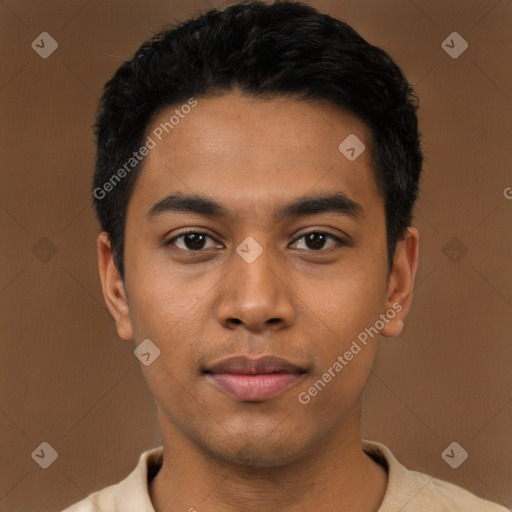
[98, 90, 418, 467]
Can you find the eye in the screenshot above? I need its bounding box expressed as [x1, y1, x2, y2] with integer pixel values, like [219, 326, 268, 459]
[165, 230, 221, 251]
[290, 230, 344, 251]
[165, 229, 345, 253]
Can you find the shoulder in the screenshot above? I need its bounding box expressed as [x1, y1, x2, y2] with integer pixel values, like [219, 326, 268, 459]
[362, 439, 508, 512]
[403, 468, 509, 511]
[60, 446, 164, 512]
[60, 484, 117, 511]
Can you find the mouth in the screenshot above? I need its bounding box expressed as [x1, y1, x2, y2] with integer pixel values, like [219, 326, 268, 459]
[203, 355, 307, 401]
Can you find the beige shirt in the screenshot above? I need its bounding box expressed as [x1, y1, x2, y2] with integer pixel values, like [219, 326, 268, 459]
[62, 440, 508, 511]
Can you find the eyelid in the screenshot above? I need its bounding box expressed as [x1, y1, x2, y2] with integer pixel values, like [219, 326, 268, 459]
[165, 228, 222, 248]
[291, 228, 348, 244]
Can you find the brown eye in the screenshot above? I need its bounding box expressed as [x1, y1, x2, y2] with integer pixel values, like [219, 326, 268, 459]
[291, 231, 343, 251]
[166, 231, 220, 251]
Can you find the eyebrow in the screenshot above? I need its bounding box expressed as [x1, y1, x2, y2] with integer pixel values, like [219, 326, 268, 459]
[146, 191, 364, 222]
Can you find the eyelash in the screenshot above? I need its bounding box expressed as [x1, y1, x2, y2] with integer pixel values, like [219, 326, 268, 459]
[164, 228, 346, 253]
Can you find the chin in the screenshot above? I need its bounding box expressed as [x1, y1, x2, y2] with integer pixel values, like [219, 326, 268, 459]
[206, 430, 313, 469]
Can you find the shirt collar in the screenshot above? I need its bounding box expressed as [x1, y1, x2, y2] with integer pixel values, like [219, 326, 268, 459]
[115, 446, 163, 511]
[112, 440, 399, 511]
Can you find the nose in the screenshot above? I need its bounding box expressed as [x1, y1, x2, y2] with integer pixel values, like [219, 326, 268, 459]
[214, 240, 296, 332]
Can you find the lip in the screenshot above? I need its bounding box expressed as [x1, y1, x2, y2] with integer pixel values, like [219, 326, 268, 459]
[204, 355, 307, 401]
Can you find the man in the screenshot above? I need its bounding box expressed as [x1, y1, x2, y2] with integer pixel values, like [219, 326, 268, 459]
[63, 1, 508, 510]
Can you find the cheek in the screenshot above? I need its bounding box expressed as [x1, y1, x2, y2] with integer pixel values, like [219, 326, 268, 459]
[302, 255, 387, 390]
[126, 253, 202, 333]
[311, 262, 388, 338]
[297, 314, 379, 416]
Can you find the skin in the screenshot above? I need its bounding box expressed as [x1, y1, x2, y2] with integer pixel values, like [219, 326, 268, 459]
[97, 90, 419, 512]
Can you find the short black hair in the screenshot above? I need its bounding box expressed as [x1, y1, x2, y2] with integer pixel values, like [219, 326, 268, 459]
[92, 0, 422, 279]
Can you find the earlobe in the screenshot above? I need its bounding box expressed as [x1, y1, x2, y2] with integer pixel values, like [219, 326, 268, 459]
[381, 316, 404, 339]
[381, 227, 419, 339]
[97, 232, 133, 341]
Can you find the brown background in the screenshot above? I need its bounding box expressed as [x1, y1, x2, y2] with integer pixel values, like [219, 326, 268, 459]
[1, 0, 511, 510]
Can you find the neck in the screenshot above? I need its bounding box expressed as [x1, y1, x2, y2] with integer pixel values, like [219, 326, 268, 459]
[149, 403, 387, 512]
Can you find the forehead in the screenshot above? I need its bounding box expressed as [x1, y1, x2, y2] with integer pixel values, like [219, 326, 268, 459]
[128, 92, 381, 223]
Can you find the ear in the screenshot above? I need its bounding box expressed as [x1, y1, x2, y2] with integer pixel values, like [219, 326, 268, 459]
[381, 227, 419, 339]
[97, 231, 133, 341]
